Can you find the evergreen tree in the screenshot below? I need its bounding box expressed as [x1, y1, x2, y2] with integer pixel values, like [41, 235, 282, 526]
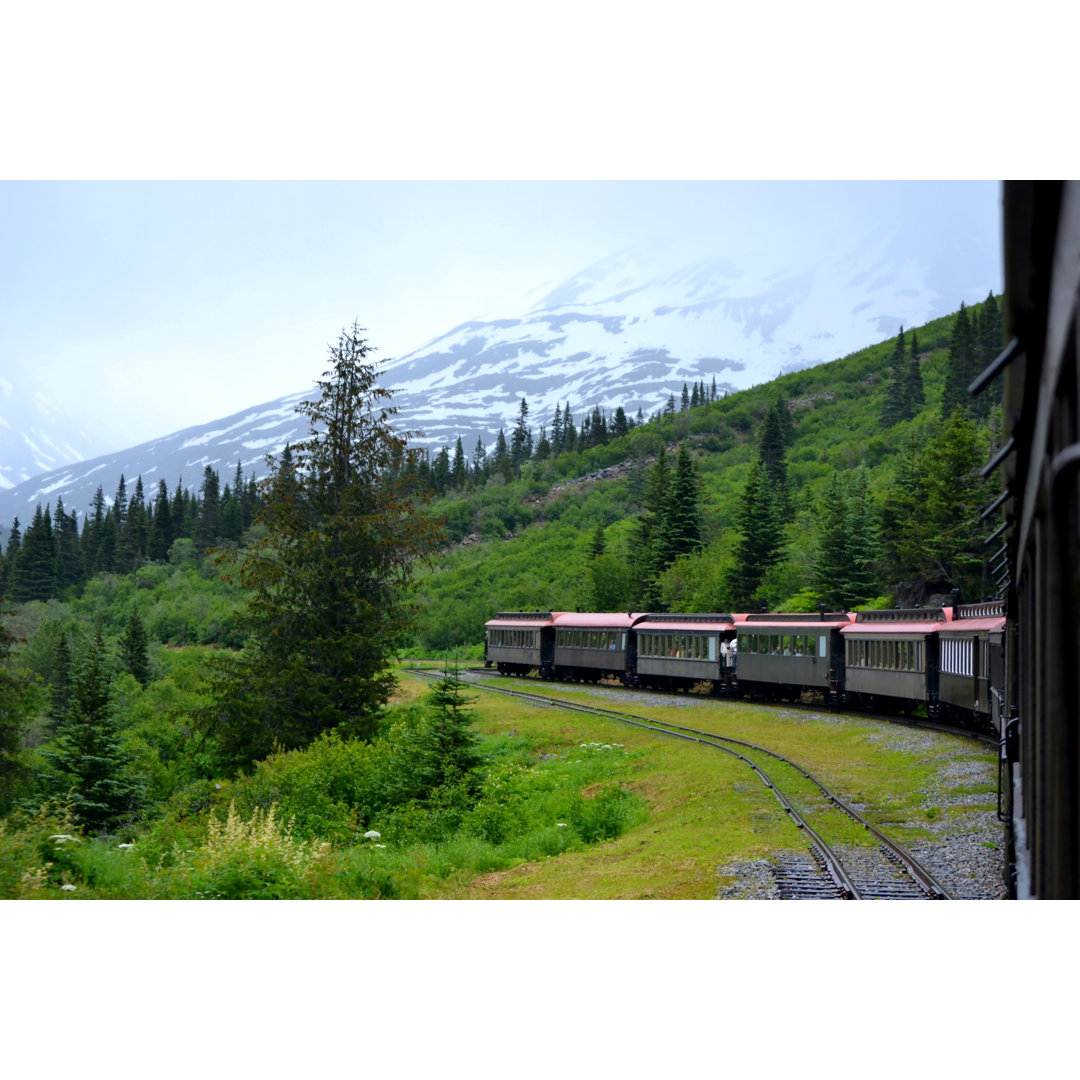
[472, 435, 487, 481]
[551, 403, 564, 455]
[941, 302, 975, 417]
[451, 437, 467, 488]
[665, 442, 703, 559]
[47, 628, 74, 735]
[814, 467, 880, 608]
[563, 405, 577, 453]
[13, 504, 57, 602]
[432, 446, 451, 494]
[634, 451, 674, 607]
[196, 466, 220, 552]
[588, 521, 606, 560]
[41, 627, 144, 832]
[148, 479, 173, 561]
[118, 602, 152, 687]
[880, 326, 908, 428]
[903, 328, 925, 416]
[726, 458, 784, 609]
[2, 517, 20, 595]
[510, 397, 532, 468]
[204, 323, 441, 767]
[534, 425, 551, 462]
[0, 599, 33, 812]
[55, 496, 82, 592]
[681, 383, 690, 411]
[421, 664, 482, 783]
[612, 406, 629, 440]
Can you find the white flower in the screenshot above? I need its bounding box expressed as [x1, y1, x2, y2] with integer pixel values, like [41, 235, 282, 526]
[49, 834, 80, 844]
[117, 843, 135, 850]
[363, 830, 381, 840]
[373, 843, 386, 848]
[60, 884, 77, 892]
[556, 823, 568, 828]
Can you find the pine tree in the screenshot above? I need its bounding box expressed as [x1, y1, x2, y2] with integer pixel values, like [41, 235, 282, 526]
[451, 436, 467, 488]
[666, 442, 702, 559]
[727, 458, 784, 609]
[880, 326, 908, 428]
[41, 627, 144, 832]
[148, 479, 173, 561]
[0, 598, 33, 812]
[903, 328, 925, 416]
[681, 383, 690, 411]
[814, 467, 880, 608]
[472, 435, 487, 481]
[13, 504, 57, 602]
[551, 403, 564, 455]
[612, 406, 629, 440]
[118, 602, 152, 687]
[942, 302, 975, 417]
[534, 425, 551, 462]
[204, 323, 441, 767]
[510, 397, 532, 468]
[422, 664, 482, 782]
[634, 451, 674, 607]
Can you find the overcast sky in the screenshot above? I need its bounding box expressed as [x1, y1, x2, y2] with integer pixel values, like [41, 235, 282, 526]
[2, 4, 1073, 459]
[2, 180, 1003, 451]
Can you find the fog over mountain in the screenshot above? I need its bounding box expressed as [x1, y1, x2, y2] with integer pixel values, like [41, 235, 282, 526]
[0, 209, 998, 536]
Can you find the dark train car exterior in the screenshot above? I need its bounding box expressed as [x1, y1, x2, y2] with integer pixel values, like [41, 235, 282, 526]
[840, 609, 944, 714]
[990, 180, 1080, 897]
[937, 602, 1007, 731]
[632, 613, 736, 692]
[484, 612, 557, 676]
[734, 612, 852, 702]
[552, 611, 637, 683]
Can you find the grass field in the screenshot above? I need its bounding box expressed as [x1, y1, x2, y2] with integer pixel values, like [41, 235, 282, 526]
[395, 671, 997, 899]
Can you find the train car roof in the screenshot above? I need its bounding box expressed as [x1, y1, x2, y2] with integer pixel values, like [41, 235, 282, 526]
[485, 612, 560, 629]
[940, 616, 1007, 634]
[737, 612, 854, 630]
[552, 611, 640, 629]
[634, 615, 736, 632]
[841, 619, 944, 635]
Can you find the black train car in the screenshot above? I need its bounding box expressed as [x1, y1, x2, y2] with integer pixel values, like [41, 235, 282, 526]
[632, 613, 736, 693]
[986, 180, 1080, 898]
[484, 612, 557, 677]
[735, 612, 851, 703]
[937, 601, 1007, 732]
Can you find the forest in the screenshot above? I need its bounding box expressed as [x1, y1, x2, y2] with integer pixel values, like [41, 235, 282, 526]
[0, 296, 1005, 898]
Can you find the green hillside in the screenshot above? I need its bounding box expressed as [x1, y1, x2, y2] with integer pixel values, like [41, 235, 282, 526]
[412, 297, 1003, 651]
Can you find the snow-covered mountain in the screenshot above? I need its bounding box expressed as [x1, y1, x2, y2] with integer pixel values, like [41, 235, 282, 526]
[0, 373, 114, 494]
[0, 231, 992, 535]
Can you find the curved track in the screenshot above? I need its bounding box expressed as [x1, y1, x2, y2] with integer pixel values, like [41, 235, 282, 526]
[408, 668, 954, 899]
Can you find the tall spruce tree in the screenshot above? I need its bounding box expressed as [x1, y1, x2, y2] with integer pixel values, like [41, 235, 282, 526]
[41, 627, 144, 832]
[726, 458, 784, 609]
[118, 602, 151, 687]
[903, 328, 925, 416]
[941, 302, 975, 417]
[204, 323, 441, 768]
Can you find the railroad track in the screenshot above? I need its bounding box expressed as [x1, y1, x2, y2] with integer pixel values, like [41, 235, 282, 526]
[407, 667, 954, 900]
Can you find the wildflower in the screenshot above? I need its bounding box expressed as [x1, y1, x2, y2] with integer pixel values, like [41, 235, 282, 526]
[363, 830, 381, 840]
[49, 834, 80, 844]
[556, 823, 568, 828]
[373, 843, 386, 849]
[117, 843, 135, 850]
[60, 884, 77, 892]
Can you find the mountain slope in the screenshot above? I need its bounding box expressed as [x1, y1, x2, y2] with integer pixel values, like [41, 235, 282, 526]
[0, 229, 993, 532]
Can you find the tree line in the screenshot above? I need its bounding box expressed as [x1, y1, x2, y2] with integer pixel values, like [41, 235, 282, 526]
[410, 376, 725, 495]
[1, 464, 265, 604]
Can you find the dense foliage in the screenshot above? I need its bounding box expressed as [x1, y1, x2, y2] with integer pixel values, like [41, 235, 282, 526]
[0, 299, 1006, 897]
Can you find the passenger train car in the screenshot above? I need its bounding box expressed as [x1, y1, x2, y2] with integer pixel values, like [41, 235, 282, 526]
[485, 603, 1005, 729]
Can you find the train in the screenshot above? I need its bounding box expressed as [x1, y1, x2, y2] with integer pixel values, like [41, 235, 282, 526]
[487, 182, 1080, 899]
[991, 180, 1080, 899]
[485, 596, 1007, 732]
